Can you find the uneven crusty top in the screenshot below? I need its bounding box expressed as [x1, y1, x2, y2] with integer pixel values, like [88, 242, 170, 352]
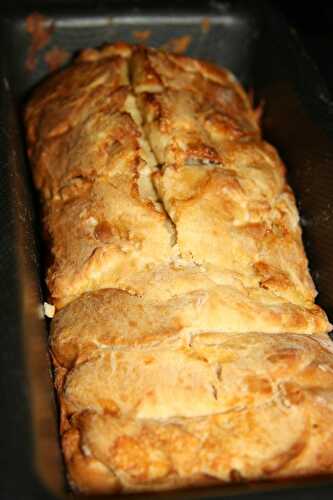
[52, 291, 333, 493]
[25, 42, 330, 333]
[25, 43, 333, 494]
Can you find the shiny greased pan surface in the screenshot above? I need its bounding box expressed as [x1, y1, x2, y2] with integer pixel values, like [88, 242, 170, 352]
[1, 1, 333, 499]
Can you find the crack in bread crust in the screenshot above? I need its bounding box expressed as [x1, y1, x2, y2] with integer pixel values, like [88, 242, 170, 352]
[26, 43, 331, 321]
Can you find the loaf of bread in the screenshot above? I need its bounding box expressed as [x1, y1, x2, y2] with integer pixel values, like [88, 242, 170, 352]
[25, 43, 333, 494]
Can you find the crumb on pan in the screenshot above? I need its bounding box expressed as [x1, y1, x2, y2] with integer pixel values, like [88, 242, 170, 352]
[25, 12, 54, 71]
[201, 18, 211, 33]
[25, 12, 53, 50]
[162, 35, 192, 54]
[248, 88, 255, 106]
[44, 46, 71, 72]
[44, 302, 55, 318]
[254, 101, 264, 125]
[248, 88, 264, 126]
[132, 30, 151, 42]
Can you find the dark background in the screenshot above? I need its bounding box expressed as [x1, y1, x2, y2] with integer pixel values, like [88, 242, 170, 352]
[276, 0, 333, 92]
[0, 0, 332, 93]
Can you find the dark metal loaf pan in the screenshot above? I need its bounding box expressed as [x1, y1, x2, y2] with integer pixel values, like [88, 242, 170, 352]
[1, 1, 333, 499]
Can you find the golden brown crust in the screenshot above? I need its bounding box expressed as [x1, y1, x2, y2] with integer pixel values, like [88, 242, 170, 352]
[51, 287, 328, 371]
[25, 43, 329, 326]
[56, 324, 333, 492]
[25, 43, 333, 494]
